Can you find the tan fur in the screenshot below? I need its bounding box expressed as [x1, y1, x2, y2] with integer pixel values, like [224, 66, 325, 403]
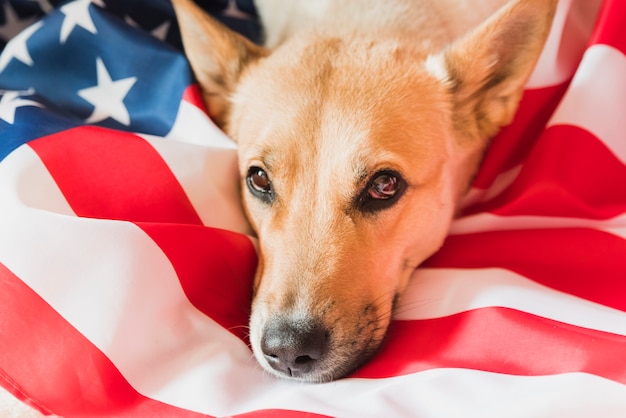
[172, 0, 558, 382]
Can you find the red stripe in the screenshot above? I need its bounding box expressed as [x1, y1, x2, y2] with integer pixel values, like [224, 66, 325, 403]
[0, 263, 211, 418]
[424, 228, 626, 311]
[353, 307, 626, 382]
[29, 126, 203, 225]
[229, 410, 330, 418]
[471, 82, 570, 190]
[182, 84, 207, 111]
[466, 125, 626, 219]
[138, 222, 257, 343]
[589, 0, 626, 54]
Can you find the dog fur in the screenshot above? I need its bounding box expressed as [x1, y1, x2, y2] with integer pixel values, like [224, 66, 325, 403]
[172, 0, 558, 382]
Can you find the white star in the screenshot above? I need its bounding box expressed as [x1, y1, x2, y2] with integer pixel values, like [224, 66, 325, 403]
[78, 58, 137, 126]
[59, 0, 97, 44]
[124, 15, 171, 41]
[150, 20, 171, 41]
[0, 1, 39, 42]
[0, 20, 43, 73]
[0, 90, 42, 124]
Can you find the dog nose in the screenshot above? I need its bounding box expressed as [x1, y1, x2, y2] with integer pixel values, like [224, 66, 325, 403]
[261, 318, 329, 378]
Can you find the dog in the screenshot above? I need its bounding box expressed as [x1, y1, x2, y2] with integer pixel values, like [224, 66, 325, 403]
[172, 0, 558, 383]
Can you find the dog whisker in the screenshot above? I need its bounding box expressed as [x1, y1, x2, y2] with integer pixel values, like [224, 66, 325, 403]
[393, 297, 444, 313]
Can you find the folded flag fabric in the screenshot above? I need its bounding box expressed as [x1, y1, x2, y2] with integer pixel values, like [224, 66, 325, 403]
[0, 0, 625, 417]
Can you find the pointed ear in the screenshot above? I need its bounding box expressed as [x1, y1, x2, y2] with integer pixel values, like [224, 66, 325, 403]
[433, 0, 557, 140]
[172, 0, 268, 128]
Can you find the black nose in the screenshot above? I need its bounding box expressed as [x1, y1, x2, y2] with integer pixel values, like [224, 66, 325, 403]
[261, 318, 329, 378]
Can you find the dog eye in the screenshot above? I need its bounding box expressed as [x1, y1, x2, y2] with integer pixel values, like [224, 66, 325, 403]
[247, 166, 274, 203]
[356, 170, 406, 213]
[368, 173, 399, 199]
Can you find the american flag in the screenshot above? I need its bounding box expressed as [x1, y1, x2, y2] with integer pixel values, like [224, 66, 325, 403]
[0, 0, 624, 416]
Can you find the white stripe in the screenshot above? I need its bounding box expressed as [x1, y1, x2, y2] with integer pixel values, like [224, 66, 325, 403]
[148, 96, 255, 235]
[395, 268, 626, 337]
[0, 144, 75, 216]
[139, 134, 254, 236]
[461, 165, 521, 207]
[155, 368, 626, 417]
[450, 212, 626, 237]
[548, 44, 626, 165]
[250, 370, 626, 418]
[526, 0, 603, 89]
[524, 0, 570, 89]
[168, 99, 236, 149]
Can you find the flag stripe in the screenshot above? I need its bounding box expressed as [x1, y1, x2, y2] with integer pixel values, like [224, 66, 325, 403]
[590, 0, 626, 53]
[395, 268, 626, 336]
[353, 307, 626, 382]
[548, 44, 626, 165]
[139, 87, 252, 233]
[28, 125, 204, 225]
[423, 228, 626, 311]
[139, 134, 252, 234]
[525, 0, 602, 89]
[469, 83, 569, 191]
[0, 143, 75, 216]
[137, 222, 257, 342]
[226, 370, 626, 418]
[166, 87, 238, 149]
[182, 84, 206, 111]
[466, 125, 626, 219]
[229, 410, 330, 418]
[127, 361, 626, 418]
[450, 212, 626, 236]
[0, 262, 212, 418]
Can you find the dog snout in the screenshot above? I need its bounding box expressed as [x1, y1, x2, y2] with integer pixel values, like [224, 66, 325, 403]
[261, 317, 329, 379]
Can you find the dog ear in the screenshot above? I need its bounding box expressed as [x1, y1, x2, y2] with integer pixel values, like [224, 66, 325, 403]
[434, 0, 557, 140]
[172, 0, 268, 128]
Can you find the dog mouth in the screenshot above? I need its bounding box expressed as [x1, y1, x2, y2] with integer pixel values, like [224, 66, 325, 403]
[252, 300, 392, 383]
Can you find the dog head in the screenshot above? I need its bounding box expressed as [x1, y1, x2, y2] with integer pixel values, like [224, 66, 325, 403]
[173, 0, 556, 382]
